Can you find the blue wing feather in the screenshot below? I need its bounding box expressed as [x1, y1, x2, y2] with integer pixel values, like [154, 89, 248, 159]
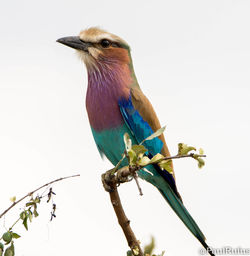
[119, 95, 182, 199]
[119, 96, 163, 155]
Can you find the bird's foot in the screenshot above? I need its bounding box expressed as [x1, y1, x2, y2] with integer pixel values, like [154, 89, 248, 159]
[116, 166, 131, 184]
[102, 166, 132, 192]
[101, 169, 116, 192]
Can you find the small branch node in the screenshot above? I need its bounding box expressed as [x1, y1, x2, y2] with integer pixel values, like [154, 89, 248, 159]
[111, 200, 118, 206]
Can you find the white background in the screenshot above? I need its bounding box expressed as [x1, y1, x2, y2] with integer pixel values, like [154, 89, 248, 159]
[0, 0, 249, 255]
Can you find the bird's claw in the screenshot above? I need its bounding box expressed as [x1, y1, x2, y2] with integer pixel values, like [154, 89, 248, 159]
[116, 170, 130, 183]
[101, 169, 116, 192]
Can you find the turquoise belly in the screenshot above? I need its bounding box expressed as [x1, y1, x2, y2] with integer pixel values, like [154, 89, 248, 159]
[91, 124, 162, 184]
[91, 124, 134, 166]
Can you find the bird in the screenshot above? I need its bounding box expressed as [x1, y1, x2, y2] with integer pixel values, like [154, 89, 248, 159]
[57, 27, 215, 256]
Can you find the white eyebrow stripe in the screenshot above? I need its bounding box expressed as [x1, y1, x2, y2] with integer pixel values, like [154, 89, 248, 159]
[80, 33, 117, 43]
[79, 28, 128, 46]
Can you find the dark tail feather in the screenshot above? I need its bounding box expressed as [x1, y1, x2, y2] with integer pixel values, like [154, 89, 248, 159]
[200, 240, 216, 256]
[158, 188, 215, 256]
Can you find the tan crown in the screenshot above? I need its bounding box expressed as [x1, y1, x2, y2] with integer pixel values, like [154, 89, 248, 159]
[79, 27, 128, 46]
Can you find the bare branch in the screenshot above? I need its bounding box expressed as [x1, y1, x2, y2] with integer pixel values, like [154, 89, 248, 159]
[102, 173, 143, 256]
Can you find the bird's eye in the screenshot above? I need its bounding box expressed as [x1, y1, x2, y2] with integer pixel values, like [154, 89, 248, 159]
[100, 39, 111, 48]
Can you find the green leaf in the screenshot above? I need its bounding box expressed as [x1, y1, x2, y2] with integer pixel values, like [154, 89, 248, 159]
[137, 156, 151, 166]
[144, 237, 155, 256]
[123, 133, 132, 151]
[126, 250, 132, 256]
[4, 242, 14, 256]
[178, 143, 196, 155]
[0, 242, 4, 250]
[128, 149, 137, 165]
[19, 211, 26, 220]
[34, 197, 40, 204]
[197, 157, 205, 168]
[137, 153, 166, 167]
[140, 126, 166, 144]
[199, 148, 204, 155]
[149, 153, 164, 164]
[9, 197, 16, 203]
[11, 233, 20, 239]
[2, 232, 12, 244]
[137, 153, 144, 160]
[23, 217, 28, 230]
[0, 248, 3, 256]
[28, 212, 33, 222]
[159, 160, 173, 174]
[192, 154, 205, 168]
[25, 202, 35, 207]
[131, 145, 147, 156]
[33, 209, 39, 217]
[152, 251, 165, 256]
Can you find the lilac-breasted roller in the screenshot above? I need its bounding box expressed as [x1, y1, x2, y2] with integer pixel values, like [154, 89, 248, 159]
[57, 27, 214, 256]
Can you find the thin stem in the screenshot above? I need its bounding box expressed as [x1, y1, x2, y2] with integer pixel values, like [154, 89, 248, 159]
[10, 217, 21, 230]
[0, 174, 80, 219]
[133, 173, 143, 196]
[111, 154, 126, 175]
[143, 153, 206, 168]
[158, 153, 206, 162]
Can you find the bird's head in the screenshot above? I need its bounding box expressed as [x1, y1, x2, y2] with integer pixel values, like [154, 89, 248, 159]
[57, 27, 134, 74]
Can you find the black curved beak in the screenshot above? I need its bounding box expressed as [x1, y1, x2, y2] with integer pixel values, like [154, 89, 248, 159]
[56, 36, 90, 52]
